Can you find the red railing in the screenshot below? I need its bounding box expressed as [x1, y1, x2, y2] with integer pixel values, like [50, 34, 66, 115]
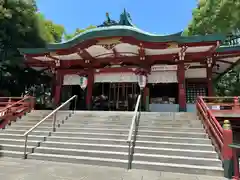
[0, 96, 35, 129]
[196, 96, 223, 159]
[203, 96, 240, 113]
[196, 96, 240, 179]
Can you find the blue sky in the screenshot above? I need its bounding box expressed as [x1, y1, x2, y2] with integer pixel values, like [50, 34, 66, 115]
[36, 0, 197, 35]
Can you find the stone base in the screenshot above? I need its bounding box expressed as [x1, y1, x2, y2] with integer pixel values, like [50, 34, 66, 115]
[223, 159, 234, 179]
[179, 107, 186, 112]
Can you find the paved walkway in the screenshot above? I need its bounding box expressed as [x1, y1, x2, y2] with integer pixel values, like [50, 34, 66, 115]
[0, 158, 227, 180]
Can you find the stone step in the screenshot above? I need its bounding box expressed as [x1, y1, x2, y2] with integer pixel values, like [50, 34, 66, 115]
[134, 141, 213, 151]
[27, 153, 128, 168]
[137, 130, 206, 138]
[46, 135, 210, 145]
[15, 118, 203, 128]
[40, 136, 212, 151]
[0, 133, 47, 141]
[18, 113, 69, 120]
[7, 124, 205, 133]
[0, 144, 34, 152]
[132, 160, 223, 176]
[139, 121, 202, 126]
[5, 127, 206, 138]
[46, 136, 127, 145]
[7, 126, 52, 131]
[133, 153, 221, 167]
[40, 141, 128, 152]
[15, 120, 128, 126]
[136, 135, 211, 144]
[34, 147, 128, 160]
[53, 131, 128, 139]
[7, 127, 130, 134]
[2, 129, 51, 136]
[0, 150, 25, 158]
[0, 138, 41, 146]
[134, 146, 218, 158]
[16, 115, 67, 123]
[16, 117, 54, 122]
[69, 117, 132, 121]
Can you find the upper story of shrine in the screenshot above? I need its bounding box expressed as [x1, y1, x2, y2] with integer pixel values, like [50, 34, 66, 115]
[19, 9, 240, 79]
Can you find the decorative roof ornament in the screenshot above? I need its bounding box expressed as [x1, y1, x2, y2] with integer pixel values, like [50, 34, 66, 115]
[97, 12, 118, 27]
[97, 9, 134, 27]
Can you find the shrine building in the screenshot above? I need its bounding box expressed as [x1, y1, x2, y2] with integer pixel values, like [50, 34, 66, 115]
[19, 10, 240, 112]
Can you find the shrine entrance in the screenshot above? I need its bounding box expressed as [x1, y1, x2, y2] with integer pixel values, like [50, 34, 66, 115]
[93, 83, 139, 111]
[61, 85, 86, 110]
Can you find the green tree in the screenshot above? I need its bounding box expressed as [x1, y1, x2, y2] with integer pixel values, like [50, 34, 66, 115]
[186, 0, 240, 35]
[186, 0, 240, 96]
[64, 25, 96, 40]
[0, 0, 50, 97]
[37, 13, 65, 43]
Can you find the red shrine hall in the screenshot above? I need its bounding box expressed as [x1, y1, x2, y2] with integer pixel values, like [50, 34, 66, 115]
[19, 10, 240, 112]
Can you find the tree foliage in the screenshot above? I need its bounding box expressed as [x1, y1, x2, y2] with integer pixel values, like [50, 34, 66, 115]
[64, 25, 96, 40]
[186, 0, 240, 35]
[0, 0, 45, 63]
[37, 13, 65, 43]
[186, 0, 240, 96]
[0, 0, 58, 98]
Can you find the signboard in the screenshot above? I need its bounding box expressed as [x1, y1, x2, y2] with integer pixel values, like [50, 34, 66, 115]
[151, 65, 177, 72]
[80, 77, 88, 90]
[211, 105, 220, 110]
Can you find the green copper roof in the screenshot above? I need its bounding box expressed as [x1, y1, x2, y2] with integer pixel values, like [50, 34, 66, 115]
[19, 10, 226, 55]
[217, 45, 240, 53]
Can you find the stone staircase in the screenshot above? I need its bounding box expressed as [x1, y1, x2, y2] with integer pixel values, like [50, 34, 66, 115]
[0, 110, 68, 157]
[132, 112, 223, 176]
[0, 110, 223, 176]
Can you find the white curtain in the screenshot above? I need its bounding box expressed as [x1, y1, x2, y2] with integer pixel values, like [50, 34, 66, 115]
[148, 71, 178, 83]
[63, 74, 82, 85]
[94, 72, 138, 83]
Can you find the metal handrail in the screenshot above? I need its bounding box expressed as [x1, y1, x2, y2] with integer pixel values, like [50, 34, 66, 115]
[22, 95, 77, 158]
[126, 94, 141, 169]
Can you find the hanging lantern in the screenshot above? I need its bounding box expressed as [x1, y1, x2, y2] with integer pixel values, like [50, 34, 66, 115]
[80, 76, 88, 90]
[138, 74, 147, 90]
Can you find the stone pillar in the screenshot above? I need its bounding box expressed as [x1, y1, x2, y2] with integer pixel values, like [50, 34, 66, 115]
[177, 61, 186, 112]
[54, 71, 62, 107]
[86, 70, 94, 110]
[206, 57, 213, 96]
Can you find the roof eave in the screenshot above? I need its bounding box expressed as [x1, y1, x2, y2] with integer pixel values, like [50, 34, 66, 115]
[18, 29, 226, 55]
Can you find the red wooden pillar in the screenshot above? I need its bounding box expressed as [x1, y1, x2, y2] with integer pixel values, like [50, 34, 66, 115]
[54, 71, 62, 107]
[207, 65, 213, 96]
[177, 62, 186, 112]
[86, 70, 94, 110]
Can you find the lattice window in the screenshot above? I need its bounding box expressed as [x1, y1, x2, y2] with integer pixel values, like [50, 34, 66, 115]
[186, 83, 207, 104]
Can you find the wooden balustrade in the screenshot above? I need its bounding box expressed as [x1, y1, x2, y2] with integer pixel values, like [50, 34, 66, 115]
[201, 96, 240, 112]
[196, 96, 240, 179]
[0, 96, 35, 129]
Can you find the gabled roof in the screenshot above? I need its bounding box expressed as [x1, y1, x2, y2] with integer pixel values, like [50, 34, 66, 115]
[19, 9, 226, 55]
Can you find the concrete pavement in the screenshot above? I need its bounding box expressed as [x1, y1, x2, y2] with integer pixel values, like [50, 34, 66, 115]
[0, 157, 228, 180]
